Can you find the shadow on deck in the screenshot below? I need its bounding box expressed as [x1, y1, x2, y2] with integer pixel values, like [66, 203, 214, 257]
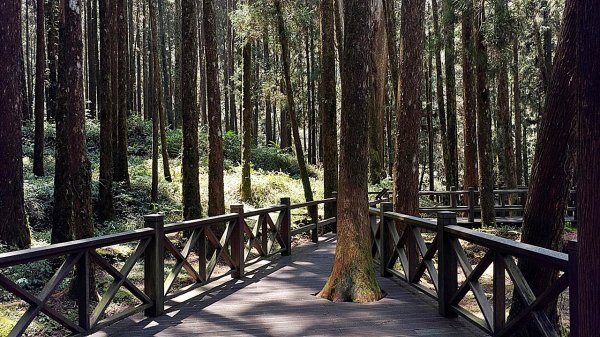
[93, 235, 485, 337]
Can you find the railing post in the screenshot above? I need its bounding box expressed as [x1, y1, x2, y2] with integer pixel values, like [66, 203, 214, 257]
[280, 197, 292, 256]
[437, 211, 458, 318]
[380, 202, 393, 277]
[76, 250, 90, 331]
[450, 186, 457, 209]
[568, 240, 578, 337]
[309, 204, 319, 243]
[468, 187, 475, 224]
[144, 214, 165, 317]
[230, 204, 245, 278]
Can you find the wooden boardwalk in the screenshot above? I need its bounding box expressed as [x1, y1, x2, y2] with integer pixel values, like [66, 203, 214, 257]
[93, 235, 485, 337]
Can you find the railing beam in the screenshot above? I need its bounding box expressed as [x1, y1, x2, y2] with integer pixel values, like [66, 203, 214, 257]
[568, 240, 578, 337]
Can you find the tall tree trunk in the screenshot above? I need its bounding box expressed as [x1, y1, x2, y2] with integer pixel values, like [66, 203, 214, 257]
[197, 0, 207, 125]
[204, 0, 225, 216]
[158, 0, 174, 128]
[264, 28, 273, 145]
[320, 0, 337, 221]
[508, 0, 577, 333]
[114, 0, 130, 186]
[86, 0, 98, 118]
[24, 0, 33, 122]
[174, 0, 183, 128]
[513, 37, 523, 186]
[45, 0, 58, 122]
[462, 0, 477, 191]
[240, 1, 253, 202]
[226, 0, 237, 132]
[426, 30, 435, 192]
[318, 0, 382, 303]
[33, 0, 46, 177]
[475, 0, 495, 227]
[576, 1, 600, 335]
[52, 0, 94, 243]
[0, 0, 32, 248]
[274, 0, 314, 204]
[393, 0, 425, 216]
[182, 0, 201, 220]
[442, 0, 458, 188]
[150, 0, 160, 203]
[494, 0, 516, 190]
[98, 0, 114, 221]
[431, 0, 450, 189]
[368, 1, 387, 185]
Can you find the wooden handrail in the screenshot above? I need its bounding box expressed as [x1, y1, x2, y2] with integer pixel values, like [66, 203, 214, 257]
[0, 195, 340, 336]
[370, 207, 577, 336]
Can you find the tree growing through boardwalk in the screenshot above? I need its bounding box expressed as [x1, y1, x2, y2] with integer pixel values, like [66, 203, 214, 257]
[0, 0, 32, 249]
[204, 0, 225, 216]
[576, 0, 600, 334]
[507, 1, 577, 333]
[318, 0, 383, 303]
[320, 0, 338, 221]
[181, 0, 201, 220]
[51, 0, 94, 243]
[475, 0, 495, 227]
[393, 0, 425, 217]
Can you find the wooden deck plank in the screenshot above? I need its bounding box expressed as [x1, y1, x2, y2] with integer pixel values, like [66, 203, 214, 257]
[93, 235, 486, 336]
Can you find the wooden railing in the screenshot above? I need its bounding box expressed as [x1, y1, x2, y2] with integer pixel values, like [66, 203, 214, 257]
[370, 202, 578, 337]
[419, 187, 577, 225]
[0, 197, 341, 336]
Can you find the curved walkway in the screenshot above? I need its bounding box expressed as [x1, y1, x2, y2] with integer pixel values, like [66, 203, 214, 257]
[93, 235, 485, 337]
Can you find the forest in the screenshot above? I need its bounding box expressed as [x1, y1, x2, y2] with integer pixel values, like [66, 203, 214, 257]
[0, 0, 598, 336]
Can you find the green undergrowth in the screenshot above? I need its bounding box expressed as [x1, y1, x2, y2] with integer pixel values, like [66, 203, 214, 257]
[19, 116, 325, 247]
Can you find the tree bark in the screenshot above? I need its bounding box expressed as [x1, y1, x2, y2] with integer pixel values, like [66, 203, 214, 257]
[368, 1, 387, 185]
[320, 0, 338, 221]
[475, 0, 495, 227]
[431, 0, 450, 189]
[150, 0, 160, 203]
[274, 0, 314, 204]
[318, 0, 382, 303]
[393, 0, 425, 217]
[0, 0, 32, 248]
[576, 1, 600, 335]
[33, 0, 47, 177]
[86, 0, 98, 118]
[98, 0, 114, 221]
[442, 0, 458, 188]
[203, 0, 225, 216]
[52, 0, 94, 243]
[114, 0, 130, 186]
[508, 0, 577, 334]
[462, 0, 477, 191]
[513, 37, 523, 186]
[240, 0, 253, 202]
[181, 0, 201, 220]
[494, 0, 516, 190]
[45, 0, 59, 122]
[158, 0, 174, 128]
